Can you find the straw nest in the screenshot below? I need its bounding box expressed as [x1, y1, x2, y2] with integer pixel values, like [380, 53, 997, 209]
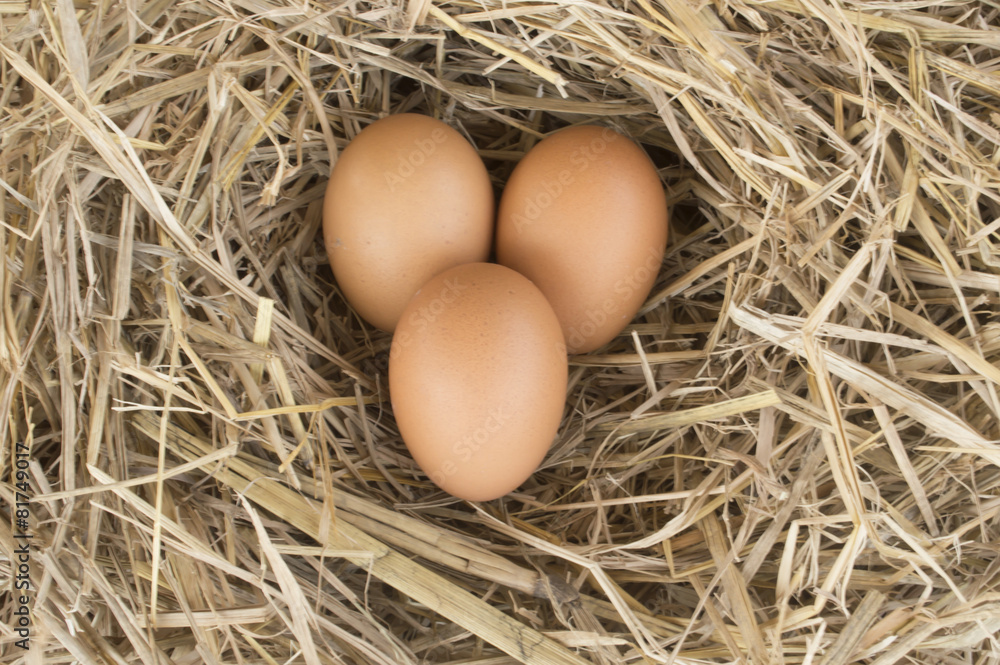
[3, 0, 1000, 663]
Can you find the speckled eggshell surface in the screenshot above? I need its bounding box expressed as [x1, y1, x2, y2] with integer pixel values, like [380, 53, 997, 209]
[323, 114, 494, 331]
[388, 263, 567, 501]
[496, 125, 668, 353]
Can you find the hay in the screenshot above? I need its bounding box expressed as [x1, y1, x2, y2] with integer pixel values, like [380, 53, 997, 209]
[3, 0, 1000, 663]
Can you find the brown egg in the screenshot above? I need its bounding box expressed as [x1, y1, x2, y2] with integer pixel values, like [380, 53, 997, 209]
[389, 263, 567, 501]
[496, 125, 668, 353]
[324, 114, 494, 331]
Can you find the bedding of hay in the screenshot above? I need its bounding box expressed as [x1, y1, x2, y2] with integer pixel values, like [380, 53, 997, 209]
[3, 0, 1000, 663]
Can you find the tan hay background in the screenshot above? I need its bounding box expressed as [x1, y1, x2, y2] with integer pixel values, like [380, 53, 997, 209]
[3, 0, 1000, 663]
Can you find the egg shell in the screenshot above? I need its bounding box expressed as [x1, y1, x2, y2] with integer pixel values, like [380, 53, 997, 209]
[389, 263, 567, 501]
[324, 114, 494, 331]
[496, 125, 668, 353]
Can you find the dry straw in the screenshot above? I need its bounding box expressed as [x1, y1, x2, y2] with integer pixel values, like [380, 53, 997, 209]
[2, 0, 1000, 663]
